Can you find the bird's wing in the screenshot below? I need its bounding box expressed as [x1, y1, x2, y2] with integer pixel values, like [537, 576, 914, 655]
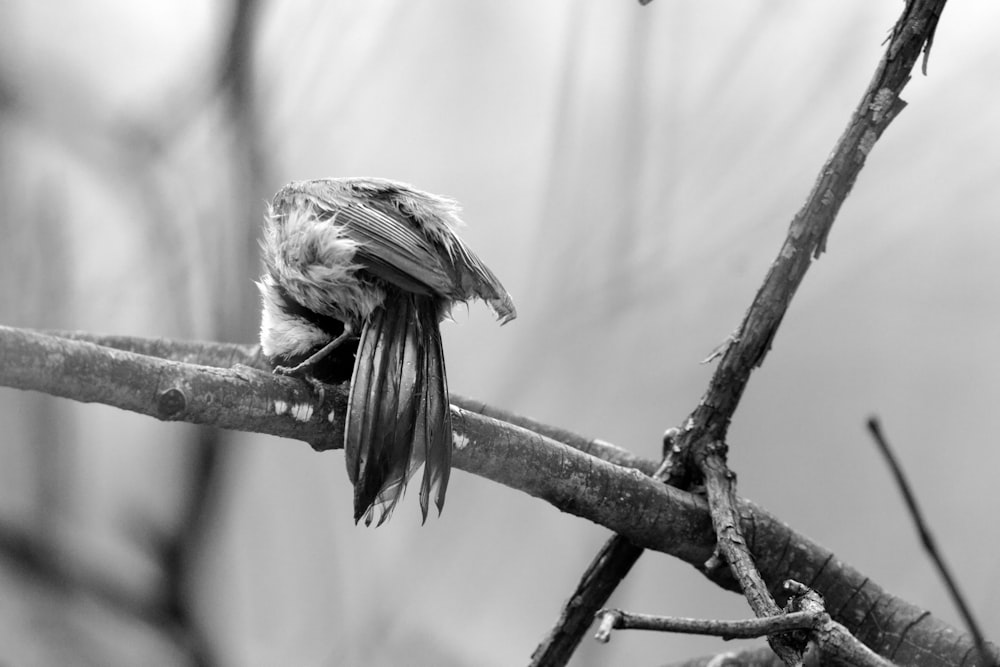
[288, 178, 516, 322]
[335, 199, 457, 297]
[445, 234, 517, 323]
[345, 201, 517, 323]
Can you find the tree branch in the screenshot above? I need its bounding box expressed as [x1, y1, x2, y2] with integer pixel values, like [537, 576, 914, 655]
[684, 0, 943, 448]
[593, 609, 819, 641]
[537, 2, 952, 663]
[699, 450, 804, 663]
[867, 418, 995, 667]
[0, 326, 995, 666]
[596, 582, 897, 667]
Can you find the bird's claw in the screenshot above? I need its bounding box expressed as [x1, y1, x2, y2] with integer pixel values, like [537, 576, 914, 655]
[272, 364, 327, 401]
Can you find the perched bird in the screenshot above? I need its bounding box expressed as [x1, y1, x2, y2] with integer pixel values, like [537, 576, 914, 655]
[257, 178, 516, 525]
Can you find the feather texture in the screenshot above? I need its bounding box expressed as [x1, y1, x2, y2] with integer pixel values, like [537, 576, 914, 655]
[346, 291, 449, 525]
[259, 177, 514, 524]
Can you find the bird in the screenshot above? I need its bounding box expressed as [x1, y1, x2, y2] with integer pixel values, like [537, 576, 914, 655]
[257, 177, 516, 526]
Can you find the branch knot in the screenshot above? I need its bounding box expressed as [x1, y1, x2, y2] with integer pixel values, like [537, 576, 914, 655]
[156, 386, 188, 419]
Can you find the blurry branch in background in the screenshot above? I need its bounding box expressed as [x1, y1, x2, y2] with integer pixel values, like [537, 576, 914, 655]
[0, 200, 214, 661]
[0, 325, 996, 667]
[0, 1, 982, 664]
[215, 0, 266, 333]
[19, 183, 72, 577]
[1, 0, 264, 663]
[0, 520, 207, 664]
[866, 417, 995, 667]
[153, 2, 267, 666]
[531, 1, 950, 665]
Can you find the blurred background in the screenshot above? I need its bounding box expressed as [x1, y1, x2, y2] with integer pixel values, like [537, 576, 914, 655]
[1, 1, 998, 665]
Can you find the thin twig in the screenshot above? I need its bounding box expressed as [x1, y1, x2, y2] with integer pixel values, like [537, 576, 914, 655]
[700, 451, 803, 664]
[597, 582, 896, 667]
[593, 609, 818, 642]
[866, 417, 995, 667]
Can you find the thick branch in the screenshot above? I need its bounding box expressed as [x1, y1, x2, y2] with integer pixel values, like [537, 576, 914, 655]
[0, 327, 995, 666]
[43, 329, 660, 473]
[0, 326, 348, 449]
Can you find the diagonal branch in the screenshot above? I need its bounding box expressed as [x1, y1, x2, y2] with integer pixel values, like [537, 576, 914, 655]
[699, 450, 803, 663]
[535, 2, 950, 663]
[685, 0, 943, 447]
[683, 3, 948, 660]
[867, 417, 995, 667]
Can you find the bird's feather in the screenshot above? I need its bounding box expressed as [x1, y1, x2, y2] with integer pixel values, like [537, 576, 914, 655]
[280, 178, 517, 325]
[341, 201, 454, 296]
[346, 290, 449, 525]
[265, 177, 512, 525]
[418, 309, 451, 519]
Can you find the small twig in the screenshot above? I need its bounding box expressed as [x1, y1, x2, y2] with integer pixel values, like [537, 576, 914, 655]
[700, 451, 803, 665]
[700, 451, 775, 617]
[593, 609, 818, 643]
[866, 416, 995, 667]
[598, 582, 896, 667]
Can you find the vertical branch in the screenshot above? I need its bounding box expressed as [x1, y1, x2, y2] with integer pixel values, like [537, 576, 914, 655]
[218, 0, 266, 337]
[158, 428, 225, 667]
[156, 2, 266, 665]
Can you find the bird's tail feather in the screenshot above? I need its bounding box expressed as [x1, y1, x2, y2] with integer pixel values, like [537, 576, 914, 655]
[418, 309, 450, 520]
[345, 291, 451, 525]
